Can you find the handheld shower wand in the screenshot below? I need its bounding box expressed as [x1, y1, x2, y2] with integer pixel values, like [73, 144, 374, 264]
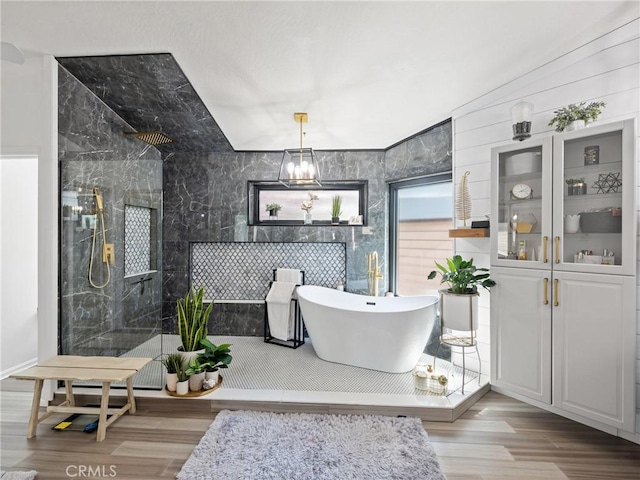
[94, 187, 104, 212]
[88, 187, 113, 288]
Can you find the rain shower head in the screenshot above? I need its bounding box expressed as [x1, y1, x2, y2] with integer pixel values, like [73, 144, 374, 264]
[124, 131, 173, 146]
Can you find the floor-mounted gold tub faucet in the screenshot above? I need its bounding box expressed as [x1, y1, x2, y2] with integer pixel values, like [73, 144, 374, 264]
[367, 251, 383, 296]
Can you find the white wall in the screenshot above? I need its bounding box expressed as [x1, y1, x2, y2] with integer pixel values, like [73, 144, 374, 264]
[0, 57, 43, 152]
[1, 55, 58, 401]
[452, 19, 640, 436]
[0, 156, 38, 376]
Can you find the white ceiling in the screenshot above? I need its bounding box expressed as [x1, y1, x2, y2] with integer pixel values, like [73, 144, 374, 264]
[2, 1, 638, 150]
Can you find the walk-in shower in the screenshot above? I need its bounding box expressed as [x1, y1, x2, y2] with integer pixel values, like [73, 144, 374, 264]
[58, 64, 164, 389]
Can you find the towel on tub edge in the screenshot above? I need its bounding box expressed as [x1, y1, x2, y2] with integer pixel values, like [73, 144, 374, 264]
[266, 281, 297, 341]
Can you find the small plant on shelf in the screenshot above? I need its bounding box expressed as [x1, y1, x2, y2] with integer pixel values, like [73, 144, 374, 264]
[331, 195, 342, 224]
[265, 203, 282, 216]
[548, 101, 606, 132]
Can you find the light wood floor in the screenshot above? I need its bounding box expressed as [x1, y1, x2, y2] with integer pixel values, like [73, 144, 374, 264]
[1, 379, 638, 479]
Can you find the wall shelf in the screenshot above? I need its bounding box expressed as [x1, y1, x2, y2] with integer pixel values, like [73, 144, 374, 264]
[448, 228, 489, 238]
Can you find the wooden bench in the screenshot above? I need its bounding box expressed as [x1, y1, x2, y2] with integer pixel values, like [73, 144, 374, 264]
[10, 356, 152, 442]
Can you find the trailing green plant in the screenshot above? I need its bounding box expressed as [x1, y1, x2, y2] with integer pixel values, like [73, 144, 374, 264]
[548, 101, 606, 132]
[184, 357, 205, 377]
[177, 286, 213, 352]
[198, 338, 232, 372]
[428, 255, 496, 294]
[162, 353, 183, 374]
[331, 195, 343, 218]
[265, 203, 282, 212]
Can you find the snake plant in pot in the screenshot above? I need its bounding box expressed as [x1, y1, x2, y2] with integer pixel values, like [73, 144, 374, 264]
[428, 255, 496, 332]
[162, 353, 183, 392]
[177, 286, 213, 366]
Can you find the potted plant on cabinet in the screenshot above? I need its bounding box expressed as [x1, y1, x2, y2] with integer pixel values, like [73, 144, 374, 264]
[185, 357, 206, 391]
[197, 338, 233, 385]
[177, 286, 213, 367]
[427, 255, 496, 332]
[162, 353, 183, 392]
[548, 101, 606, 132]
[265, 203, 282, 220]
[331, 195, 342, 225]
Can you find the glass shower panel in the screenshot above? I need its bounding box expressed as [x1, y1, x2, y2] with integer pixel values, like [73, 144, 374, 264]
[59, 180, 164, 389]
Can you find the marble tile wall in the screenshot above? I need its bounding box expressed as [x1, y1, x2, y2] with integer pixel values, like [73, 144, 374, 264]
[59, 65, 163, 357]
[162, 120, 451, 336]
[57, 54, 233, 154]
[162, 149, 386, 334]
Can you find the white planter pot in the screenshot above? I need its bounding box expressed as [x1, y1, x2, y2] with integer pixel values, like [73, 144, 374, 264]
[178, 348, 205, 368]
[439, 289, 479, 331]
[165, 372, 178, 392]
[189, 372, 205, 391]
[565, 120, 586, 132]
[204, 370, 219, 383]
[176, 380, 189, 395]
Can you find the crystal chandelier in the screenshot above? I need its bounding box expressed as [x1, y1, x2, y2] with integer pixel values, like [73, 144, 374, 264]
[278, 112, 321, 187]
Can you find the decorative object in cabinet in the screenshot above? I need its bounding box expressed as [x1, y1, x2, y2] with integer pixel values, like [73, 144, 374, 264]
[566, 178, 587, 195]
[583, 145, 599, 165]
[564, 214, 580, 234]
[592, 172, 621, 194]
[504, 151, 541, 176]
[579, 207, 621, 233]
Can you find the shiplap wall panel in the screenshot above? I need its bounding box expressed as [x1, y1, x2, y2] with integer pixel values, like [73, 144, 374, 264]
[456, 81, 639, 151]
[453, 20, 639, 119]
[452, 19, 639, 435]
[455, 38, 640, 134]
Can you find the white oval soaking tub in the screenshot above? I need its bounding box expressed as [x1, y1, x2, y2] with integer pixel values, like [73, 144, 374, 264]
[297, 285, 438, 373]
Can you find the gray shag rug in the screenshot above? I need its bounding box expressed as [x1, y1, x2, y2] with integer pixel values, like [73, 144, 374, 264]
[177, 410, 446, 480]
[0, 472, 37, 480]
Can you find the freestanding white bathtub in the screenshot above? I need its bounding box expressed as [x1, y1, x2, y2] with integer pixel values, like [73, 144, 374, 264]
[297, 285, 439, 373]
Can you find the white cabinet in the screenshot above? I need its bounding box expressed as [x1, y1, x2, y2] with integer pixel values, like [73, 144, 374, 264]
[553, 272, 635, 430]
[490, 119, 636, 433]
[490, 267, 551, 404]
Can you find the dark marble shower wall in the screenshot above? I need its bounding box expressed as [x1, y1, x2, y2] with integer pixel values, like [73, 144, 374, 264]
[162, 121, 451, 335]
[58, 65, 163, 357]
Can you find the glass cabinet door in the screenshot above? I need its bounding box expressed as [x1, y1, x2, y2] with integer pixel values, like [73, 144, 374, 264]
[491, 137, 553, 267]
[553, 119, 636, 274]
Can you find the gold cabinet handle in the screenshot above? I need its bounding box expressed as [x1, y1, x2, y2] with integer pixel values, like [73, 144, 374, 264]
[553, 279, 559, 306]
[555, 236, 560, 264]
[542, 236, 548, 263]
[543, 278, 549, 305]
